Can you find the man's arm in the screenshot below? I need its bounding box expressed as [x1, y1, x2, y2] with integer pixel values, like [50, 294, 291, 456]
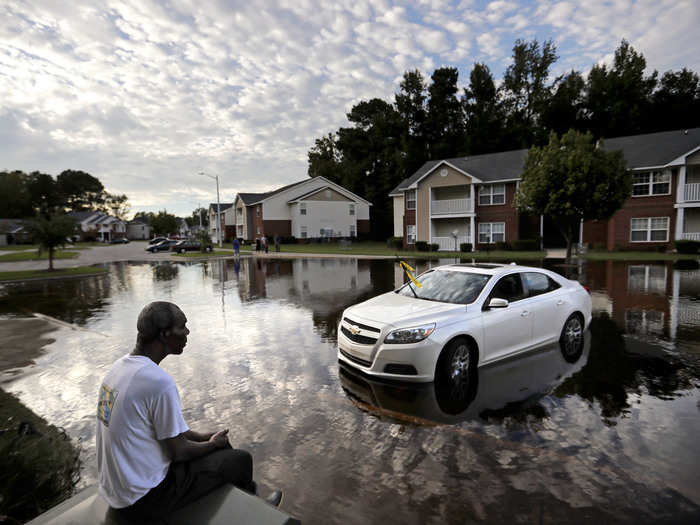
[183, 429, 215, 442]
[163, 429, 229, 462]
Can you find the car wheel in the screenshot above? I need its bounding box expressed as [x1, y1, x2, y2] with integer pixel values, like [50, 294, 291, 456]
[560, 314, 584, 363]
[435, 338, 478, 415]
[179, 248, 185, 253]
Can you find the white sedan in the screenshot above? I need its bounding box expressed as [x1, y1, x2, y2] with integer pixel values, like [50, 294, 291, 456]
[337, 263, 592, 384]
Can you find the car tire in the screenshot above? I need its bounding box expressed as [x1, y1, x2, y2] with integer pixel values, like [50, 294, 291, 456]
[179, 248, 185, 254]
[435, 338, 478, 415]
[560, 314, 584, 363]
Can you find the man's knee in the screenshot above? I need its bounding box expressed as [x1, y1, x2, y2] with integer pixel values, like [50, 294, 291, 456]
[216, 448, 253, 485]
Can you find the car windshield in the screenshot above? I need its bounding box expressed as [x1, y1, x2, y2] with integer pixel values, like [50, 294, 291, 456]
[397, 270, 491, 304]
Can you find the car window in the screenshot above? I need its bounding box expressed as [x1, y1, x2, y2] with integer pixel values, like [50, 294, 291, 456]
[490, 273, 526, 302]
[397, 270, 491, 304]
[523, 272, 561, 297]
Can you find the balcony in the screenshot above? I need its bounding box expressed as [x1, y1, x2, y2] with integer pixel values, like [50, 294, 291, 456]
[431, 198, 473, 216]
[433, 235, 471, 251]
[684, 183, 700, 202]
[681, 232, 700, 241]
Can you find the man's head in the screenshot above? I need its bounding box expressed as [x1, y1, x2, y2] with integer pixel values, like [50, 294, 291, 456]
[136, 301, 189, 355]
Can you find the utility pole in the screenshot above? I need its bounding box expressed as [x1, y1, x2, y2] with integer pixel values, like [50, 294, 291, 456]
[200, 172, 222, 248]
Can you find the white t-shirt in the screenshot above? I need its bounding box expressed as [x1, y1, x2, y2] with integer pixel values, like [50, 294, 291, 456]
[96, 354, 189, 508]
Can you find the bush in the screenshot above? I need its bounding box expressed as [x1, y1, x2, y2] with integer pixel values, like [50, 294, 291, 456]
[388, 236, 403, 250]
[494, 241, 510, 251]
[460, 243, 472, 252]
[675, 240, 700, 254]
[280, 236, 296, 244]
[415, 241, 429, 252]
[430, 243, 440, 252]
[511, 239, 539, 251]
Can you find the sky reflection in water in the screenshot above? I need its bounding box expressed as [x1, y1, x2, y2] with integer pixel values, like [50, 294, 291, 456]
[1, 257, 699, 524]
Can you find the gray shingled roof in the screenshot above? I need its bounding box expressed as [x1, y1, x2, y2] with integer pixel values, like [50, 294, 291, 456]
[390, 127, 700, 195]
[239, 179, 310, 206]
[209, 203, 233, 212]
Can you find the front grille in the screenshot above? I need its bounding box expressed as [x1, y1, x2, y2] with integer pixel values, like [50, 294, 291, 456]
[341, 326, 378, 345]
[339, 348, 372, 368]
[343, 317, 380, 333]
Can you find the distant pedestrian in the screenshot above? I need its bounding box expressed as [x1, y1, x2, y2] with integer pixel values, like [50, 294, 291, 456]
[262, 235, 268, 253]
[274, 235, 280, 252]
[255, 237, 261, 252]
[232, 237, 240, 257]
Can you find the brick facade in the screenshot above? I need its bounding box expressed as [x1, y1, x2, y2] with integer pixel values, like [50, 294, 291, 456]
[262, 219, 292, 238]
[474, 182, 519, 249]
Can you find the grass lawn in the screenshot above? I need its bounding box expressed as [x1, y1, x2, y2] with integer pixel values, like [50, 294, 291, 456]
[0, 266, 108, 282]
[584, 250, 700, 260]
[240, 241, 547, 260]
[174, 250, 232, 258]
[0, 244, 39, 251]
[0, 250, 79, 262]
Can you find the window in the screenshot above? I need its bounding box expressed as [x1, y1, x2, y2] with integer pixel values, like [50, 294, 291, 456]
[349, 204, 355, 216]
[256, 206, 261, 217]
[628, 265, 667, 294]
[523, 272, 560, 297]
[490, 274, 526, 302]
[632, 171, 670, 196]
[320, 227, 333, 237]
[478, 184, 505, 205]
[406, 190, 416, 210]
[300, 226, 307, 238]
[478, 222, 505, 244]
[406, 224, 416, 244]
[630, 217, 669, 242]
[300, 203, 307, 215]
[350, 224, 356, 237]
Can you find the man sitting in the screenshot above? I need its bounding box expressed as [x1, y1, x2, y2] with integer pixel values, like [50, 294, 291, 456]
[96, 301, 281, 523]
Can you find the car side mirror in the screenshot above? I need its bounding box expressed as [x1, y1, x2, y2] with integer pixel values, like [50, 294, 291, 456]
[487, 298, 509, 309]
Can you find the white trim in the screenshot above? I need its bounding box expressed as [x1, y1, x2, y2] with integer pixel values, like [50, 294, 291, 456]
[630, 170, 672, 198]
[478, 183, 506, 206]
[478, 222, 506, 244]
[408, 161, 483, 189]
[255, 176, 372, 206]
[629, 216, 670, 242]
[428, 188, 432, 245]
[666, 145, 700, 167]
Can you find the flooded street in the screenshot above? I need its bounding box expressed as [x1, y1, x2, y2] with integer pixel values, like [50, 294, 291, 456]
[1, 257, 699, 524]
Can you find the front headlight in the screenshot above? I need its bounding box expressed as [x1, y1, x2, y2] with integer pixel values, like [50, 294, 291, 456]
[384, 323, 435, 344]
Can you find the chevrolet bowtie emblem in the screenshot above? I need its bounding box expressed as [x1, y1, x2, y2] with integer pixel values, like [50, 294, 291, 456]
[349, 324, 361, 335]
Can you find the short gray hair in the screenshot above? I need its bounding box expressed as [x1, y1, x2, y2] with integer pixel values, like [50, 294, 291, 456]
[136, 301, 182, 346]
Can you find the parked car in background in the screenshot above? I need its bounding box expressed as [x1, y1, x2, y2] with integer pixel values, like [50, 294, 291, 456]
[337, 263, 592, 387]
[145, 239, 178, 252]
[171, 240, 213, 253]
[148, 237, 168, 245]
[109, 237, 130, 244]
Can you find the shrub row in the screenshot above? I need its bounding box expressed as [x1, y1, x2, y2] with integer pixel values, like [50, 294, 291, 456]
[675, 240, 700, 254]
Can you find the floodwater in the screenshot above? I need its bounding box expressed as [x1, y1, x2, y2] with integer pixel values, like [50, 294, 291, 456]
[1, 257, 699, 524]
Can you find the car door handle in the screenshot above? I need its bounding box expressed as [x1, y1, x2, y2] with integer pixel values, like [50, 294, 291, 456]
[556, 300, 564, 306]
[521, 311, 529, 317]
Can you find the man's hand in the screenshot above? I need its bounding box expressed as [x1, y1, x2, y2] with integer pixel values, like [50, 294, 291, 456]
[208, 429, 230, 449]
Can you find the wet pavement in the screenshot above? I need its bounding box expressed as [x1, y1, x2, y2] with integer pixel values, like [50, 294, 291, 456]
[1, 257, 699, 523]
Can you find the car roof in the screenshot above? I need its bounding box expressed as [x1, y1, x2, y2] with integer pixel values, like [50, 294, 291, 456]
[435, 263, 549, 276]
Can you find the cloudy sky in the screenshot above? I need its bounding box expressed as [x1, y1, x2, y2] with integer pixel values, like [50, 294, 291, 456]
[2, 0, 699, 218]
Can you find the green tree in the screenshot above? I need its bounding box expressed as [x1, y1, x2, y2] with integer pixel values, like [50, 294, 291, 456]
[102, 193, 130, 220]
[28, 215, 76, 271]
[0, 171, 33, 218]
[517, 130, 631, 259]
[425, 67, 465, 159]
[56, 170, 105, 212]
[650, 68, 700, 132]
[27, 172, 62, 218]
[308, 133, 342, 182]
[150, 210, 178, 236]
[395, 69, 428, 175]
[185, 207, 209, 228]
[463, 63, 506, 154]
[501, 39, 558, 147]
[585, 39, 657, 138]
[541, 70, 586, 137]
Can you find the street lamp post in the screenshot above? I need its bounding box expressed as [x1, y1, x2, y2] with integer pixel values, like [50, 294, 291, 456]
[200, 172, 222, 248]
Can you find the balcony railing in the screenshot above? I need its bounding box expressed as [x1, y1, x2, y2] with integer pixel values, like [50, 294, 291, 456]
[681, 232, 700, 241]
[684, 183, 700, 202]
[431, 198, 473, 215]
[433, 235, 471, 251]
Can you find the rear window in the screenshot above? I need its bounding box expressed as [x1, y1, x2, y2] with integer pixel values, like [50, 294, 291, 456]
[398, 270, 491, 304]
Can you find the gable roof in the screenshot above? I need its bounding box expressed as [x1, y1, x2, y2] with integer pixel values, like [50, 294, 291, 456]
[390, 127, 700, 195]
[287, 185, 352, 203]
[209, 203, 233, 212]
[601, 127, 700, 168]
[238, 176, 371, 206]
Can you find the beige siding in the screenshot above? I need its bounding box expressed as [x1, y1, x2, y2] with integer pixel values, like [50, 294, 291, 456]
[393, 196, 404, 237]
[687, 150, 700, 165]
[686, 209, 700, 232]
[416, 164, 474, 242]
[305, 188, 352, 201]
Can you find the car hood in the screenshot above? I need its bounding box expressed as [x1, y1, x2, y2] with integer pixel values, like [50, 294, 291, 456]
[345, 291, 465, 328]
